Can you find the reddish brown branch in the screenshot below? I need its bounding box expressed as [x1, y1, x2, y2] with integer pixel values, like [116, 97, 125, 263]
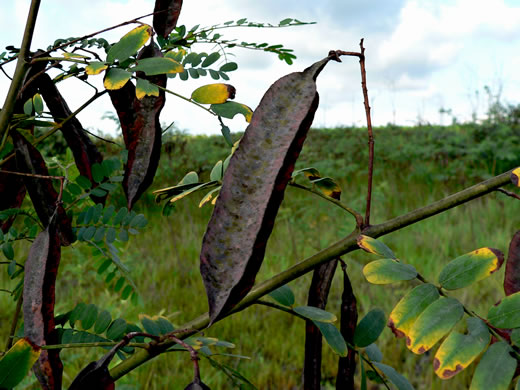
[497, 188, 520, 201]
[329, 42, 374, 227]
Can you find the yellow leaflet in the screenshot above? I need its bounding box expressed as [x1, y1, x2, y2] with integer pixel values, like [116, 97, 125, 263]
[191, 83, 236, 104]
[85, 62, 108, 75]
[135, 78, 159, 100]
[103, 68, 132, 90]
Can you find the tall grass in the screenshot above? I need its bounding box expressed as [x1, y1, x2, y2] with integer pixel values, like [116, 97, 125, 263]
[3, 124, 520, 389]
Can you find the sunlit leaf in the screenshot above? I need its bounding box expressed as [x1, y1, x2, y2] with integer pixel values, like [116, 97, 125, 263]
[438, 248, 504, 290]
[33, 93, 44, 114]
[85, 62, 108, 75]
[103, 68, 132, 90]
[388, 284, 440, 338]
[210, 160, 224, 182]
[406, 297, 464, 354]
[357, 235, 397, 259]
[363, 259, 417, 284]
[135, 78, 159, 99]
[191, 83, 236, 104]
[210, 101, 253, 122]
[434, 317, 490, 379]
[0, 338, 41, 389]
[107, 24, 152, 63]
[487, 291, 520, 328]
[131, 57, 184, 75]
[469, 342, 516, 390]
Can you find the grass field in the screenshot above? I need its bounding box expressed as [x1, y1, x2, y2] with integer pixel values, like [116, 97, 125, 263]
[2, 124, 520, 389]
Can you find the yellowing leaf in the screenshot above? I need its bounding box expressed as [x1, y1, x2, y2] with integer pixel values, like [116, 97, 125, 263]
[434, 317, 490, 379]
[135, 78, 159, 99]
[406, 297, 464, 354]
[63, 52, 89, 59]
[85, 62, 108, 75]
[199, 187, 222, 208]
[388, 283, 440, 338]
[191, 84, 236, 104]
[312, 177, 341, 200]
[210, 101, 253, 122]
[438, 247, 504, 290]
[131, 57, 184, 75]
[107, 24, 152, 63]
[104, 68, 132, 90]
[363, 259, 417, 284]
[0, 338, 41, 389]
[357, 235, 397, 259]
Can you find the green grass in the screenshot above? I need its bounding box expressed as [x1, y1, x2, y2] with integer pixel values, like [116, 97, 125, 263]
[3, 125, 520, 389]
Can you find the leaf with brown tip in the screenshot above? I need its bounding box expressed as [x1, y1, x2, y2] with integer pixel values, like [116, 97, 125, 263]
[505, 231, 520, 295]
[200, 56, 333, 323]
[108, 44, 166, 209]
[12, 130, 73, 245]
[153, 0, 183, 38]
[23, 221, 63, 389]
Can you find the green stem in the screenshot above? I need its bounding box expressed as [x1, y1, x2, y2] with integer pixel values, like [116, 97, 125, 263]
[109, 168, 513, 380]
[289, 182, 363, 228]
[5, 294, 23, 351]
[155, 84, 216, 115]
[255, 300, 307, 321]
[0, 90, 107, 168]
[0, 0, 41, 141]
[41, 342, 149, 350]
[30, 57, 89, 64]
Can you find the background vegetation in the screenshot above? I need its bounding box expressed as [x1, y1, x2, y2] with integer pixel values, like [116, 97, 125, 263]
[3, 110, 519, 388]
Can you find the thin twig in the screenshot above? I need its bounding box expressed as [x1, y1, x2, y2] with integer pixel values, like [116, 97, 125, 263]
[0, 261, 24, 269]
[0, 169, 64, 182]
[496, 188, 520, 201]
[0, 90, 107, 168]
[0, 65, 12, 80]
[289, 182, 363, 228]
[156, 84, 216, 115]
[330, 42, 375, 227]
[82, 128, 122, 146]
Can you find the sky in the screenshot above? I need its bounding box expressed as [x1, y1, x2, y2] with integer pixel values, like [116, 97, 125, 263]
[1, 0, 520, 135]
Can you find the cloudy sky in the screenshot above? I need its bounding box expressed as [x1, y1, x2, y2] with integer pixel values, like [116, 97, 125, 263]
[1, 0, 520, 135]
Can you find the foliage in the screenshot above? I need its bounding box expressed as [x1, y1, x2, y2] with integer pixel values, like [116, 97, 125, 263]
[2, 1, 520, 389]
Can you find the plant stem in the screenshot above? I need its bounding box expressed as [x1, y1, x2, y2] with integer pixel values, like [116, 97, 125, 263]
[0, 0, 41, 141]
[4, 294, 22, 351]
[109, 168, 513, 380]
[0, 90, 107, 168]
[289, 182, 363, 228]
[156, 84, 216, 115]
[255, 300, 307, 321]
[41, 342, 149, 350]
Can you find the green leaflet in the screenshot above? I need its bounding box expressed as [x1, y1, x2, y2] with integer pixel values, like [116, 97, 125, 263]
[312, 320, 348, 357]
[470, 342, 516, 390]
[433, 317, 490, 379]
[363, 259, 417, 284]
[487, 291, 520, 328]
[107, 24, 152, 63]
[354, 308, 386, 348]
[438, 248, 504, 290]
